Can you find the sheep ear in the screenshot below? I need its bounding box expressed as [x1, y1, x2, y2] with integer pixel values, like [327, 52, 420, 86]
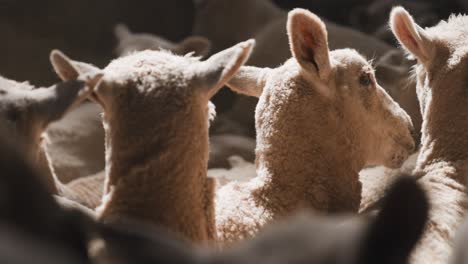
[390, 7, 431, 63]
[226, 66, 270, 97]
[114, 23, 132, 41]
[194, 39, 255, 98]
[35, 79, 101, 124]
[50, 50, 81, 81]
[287, 8, 331, 81]
[358, 176, 428, 264]
[176, 36, 211, 57]
[50, 50, 102, 88]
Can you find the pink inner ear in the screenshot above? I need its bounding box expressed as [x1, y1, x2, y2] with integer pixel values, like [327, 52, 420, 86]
[394, 16, 422, 55]
[299, 23, 319, 70]
[401, 30, 420, 51]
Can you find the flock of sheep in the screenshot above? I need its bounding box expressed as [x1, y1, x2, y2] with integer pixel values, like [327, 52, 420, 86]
[1, 0, 468, 263]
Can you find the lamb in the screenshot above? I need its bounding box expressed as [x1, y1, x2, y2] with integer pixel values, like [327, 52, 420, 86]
[51, 40, 255, 243]
[194, 0, 422, 148]
[112, 24, 260, 169]
[114, 23, 211, 57]
[389, 7, 468, 264]
[98, 177, 428, 264]
[0, 113, 426, 264]
[214, 9, 415, 244]
[45, 102, 105, 183]
[0, 72, 106, 209]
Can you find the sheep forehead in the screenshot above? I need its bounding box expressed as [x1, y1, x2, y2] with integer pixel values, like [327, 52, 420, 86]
[330, 49, 370, 72]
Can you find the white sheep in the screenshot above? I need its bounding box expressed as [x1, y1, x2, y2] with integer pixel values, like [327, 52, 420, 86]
[193, 0, 422, 219]
[194, 0, 421, 155]
[215, 8, 415, 244]
[41, 26, 212, 185]
[51, 40, 255, 243]
[0, 70, 106, 209]
[45, 102, 105, 183]
[390, 7, 468, 264]
[114, 23, 211, 57]
[113, 23, 259, 169]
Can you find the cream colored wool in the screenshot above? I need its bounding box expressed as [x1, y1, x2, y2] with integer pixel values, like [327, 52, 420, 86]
[0, 74, 106, 210]
[51, 40, 255, 243]
[390, 7, 468, 264]
[194, 0, 421, 145]
[216, 9, 415, 245]
[45, 102, 105, 183]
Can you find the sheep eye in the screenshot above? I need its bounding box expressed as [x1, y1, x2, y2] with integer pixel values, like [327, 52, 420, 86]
[359, 74, 372, 87]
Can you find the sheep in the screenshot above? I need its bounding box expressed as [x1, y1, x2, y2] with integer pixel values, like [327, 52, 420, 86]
[0, 126, 426, 264]
[194, 0, 422, 148]
[113, 24, 260, 169]
[0, 72, 106, 209]
[45, 102, 105, 183]
[97, 177, 428, 264]
[214, 8, 415, 244]
[390, 7, 468, 264]
[51, 40, 255, 243]
[114, 23, 211, 57]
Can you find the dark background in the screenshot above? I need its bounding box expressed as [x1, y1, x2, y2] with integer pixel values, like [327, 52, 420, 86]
[0, 0, 463, 86]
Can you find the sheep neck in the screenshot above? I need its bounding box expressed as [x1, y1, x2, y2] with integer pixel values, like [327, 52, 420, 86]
[410, 146, 468, 264]
[416, 120, 468, 185]
[98, 110, 213, 241]
[253, 138, 364, 215]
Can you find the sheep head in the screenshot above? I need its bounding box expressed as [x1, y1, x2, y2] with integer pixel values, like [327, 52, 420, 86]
[227, 9, 415, 170]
